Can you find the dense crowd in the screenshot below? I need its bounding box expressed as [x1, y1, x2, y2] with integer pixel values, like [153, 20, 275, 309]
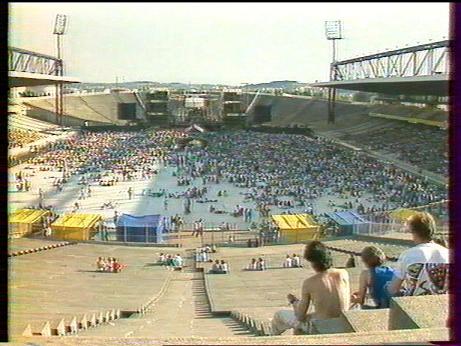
[341, 123, 448, 176]
[9, 129, 44, 149]
[28, 129, 186, 182]
[14, 128, 448, 230]
[173, 131, 447, 217]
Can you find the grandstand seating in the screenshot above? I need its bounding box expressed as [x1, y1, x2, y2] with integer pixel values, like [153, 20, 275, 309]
[8, 113, 63, 149]
[339, 122, 448, 176]
[8, 129, 45, 148]
[9, 113, 59, 132]
[248, 95, 448, 177]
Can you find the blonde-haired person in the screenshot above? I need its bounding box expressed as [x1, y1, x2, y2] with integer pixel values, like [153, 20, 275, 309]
[387, 212, 449, 297]
[351, 246, 394, 309]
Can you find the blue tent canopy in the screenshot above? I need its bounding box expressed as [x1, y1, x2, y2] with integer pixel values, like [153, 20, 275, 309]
[116, 214, 168, 243]
[335, 211, 367, 224]
[326, 211, 369, 235]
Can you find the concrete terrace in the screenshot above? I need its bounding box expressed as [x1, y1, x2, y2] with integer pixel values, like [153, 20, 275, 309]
[9, 243, 179, 336]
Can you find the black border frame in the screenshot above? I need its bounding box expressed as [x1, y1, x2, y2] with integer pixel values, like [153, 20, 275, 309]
[2, 2, 460, 344]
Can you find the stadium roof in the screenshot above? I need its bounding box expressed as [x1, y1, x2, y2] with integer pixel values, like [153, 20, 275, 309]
[311, 74, 449, 96]
[9, 47, 80, 87]
[9, 71, 80, 88]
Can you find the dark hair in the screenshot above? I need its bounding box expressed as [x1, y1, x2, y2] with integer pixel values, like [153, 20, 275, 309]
[361, 246, 386, 268]
[407, 212, 436, 240]
[303, 241, 332, 272]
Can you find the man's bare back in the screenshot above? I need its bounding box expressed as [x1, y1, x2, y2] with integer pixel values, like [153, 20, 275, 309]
[298, 268, 350, 321]
[272, 241, 351, 335]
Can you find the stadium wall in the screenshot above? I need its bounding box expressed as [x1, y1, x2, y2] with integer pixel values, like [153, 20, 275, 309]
[22, 92, 145, 127]
[23, 103, 106, 127]
[244, 93, 448, 130]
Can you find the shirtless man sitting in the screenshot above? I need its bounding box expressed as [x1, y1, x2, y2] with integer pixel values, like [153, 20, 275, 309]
[271, 241, 350, 335]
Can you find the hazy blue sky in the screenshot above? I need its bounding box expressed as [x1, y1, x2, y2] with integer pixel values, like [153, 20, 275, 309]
[9, 3, 450, 85]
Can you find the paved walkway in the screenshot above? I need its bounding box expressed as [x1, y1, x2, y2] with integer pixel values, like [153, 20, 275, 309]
[79, 254, 254, 338]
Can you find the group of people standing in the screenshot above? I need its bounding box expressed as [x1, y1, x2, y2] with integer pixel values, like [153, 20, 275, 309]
[196, 244, 216, 262]
[192, 219, 204, 237]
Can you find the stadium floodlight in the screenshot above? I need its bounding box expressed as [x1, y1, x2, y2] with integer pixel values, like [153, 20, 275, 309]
[53, 14, 67, 35]
[324, 20, 343, 124]
[324, 20, 342, 40]
[53, 14, 68, 126]
[324, 20, 344, 66]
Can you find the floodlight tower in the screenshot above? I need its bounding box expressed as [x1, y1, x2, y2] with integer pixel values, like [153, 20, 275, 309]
[53, 14, 67, 126]
[324, 20, 343, 124]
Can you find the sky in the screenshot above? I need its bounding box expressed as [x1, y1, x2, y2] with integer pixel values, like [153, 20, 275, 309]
[9, 2, 450, 85]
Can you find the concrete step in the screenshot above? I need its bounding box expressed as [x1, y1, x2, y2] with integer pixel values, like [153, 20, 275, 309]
[342, 308, 390, 332]
[77, 317, 145, 337]
[311, 316, 354, 335]
[13, 327, 450, 345]
[389, 295, 448, 330]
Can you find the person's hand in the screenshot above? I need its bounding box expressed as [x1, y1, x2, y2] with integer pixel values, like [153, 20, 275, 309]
[287, 293, 297, 304]
[351, 292, 360, 304]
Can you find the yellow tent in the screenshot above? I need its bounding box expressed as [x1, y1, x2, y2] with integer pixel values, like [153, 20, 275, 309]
[9, 209, 50, 238]
[51, 213, 103, 241]
[271, 214, 321, 243]
[389, 209, 422, 221]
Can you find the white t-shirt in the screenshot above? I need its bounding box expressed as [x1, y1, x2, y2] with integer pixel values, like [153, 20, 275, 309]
[394, 242, 449, 296]
[283, 258, 293, 268]
[175, 256, 183, 266]
[292, 256, 301, 267]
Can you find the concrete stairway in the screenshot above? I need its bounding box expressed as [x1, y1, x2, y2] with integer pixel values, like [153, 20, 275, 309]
[78, 251, 255, 338]
[230, 294, 448, 337]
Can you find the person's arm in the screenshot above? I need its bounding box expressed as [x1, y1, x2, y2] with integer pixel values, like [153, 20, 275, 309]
[387, 275, 404, 296]
[292, 280, 311, 322]
[352, 269, 369, 305]
[387, 254, 406, 296]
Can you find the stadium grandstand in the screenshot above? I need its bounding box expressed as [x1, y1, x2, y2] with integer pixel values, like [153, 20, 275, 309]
[7, 4, 452, 346]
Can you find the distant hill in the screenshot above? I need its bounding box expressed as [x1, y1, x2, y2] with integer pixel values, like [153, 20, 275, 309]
[242, 80, 308, 89]
[75, 80, 309, 91]
[75, 81, 232, 91]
